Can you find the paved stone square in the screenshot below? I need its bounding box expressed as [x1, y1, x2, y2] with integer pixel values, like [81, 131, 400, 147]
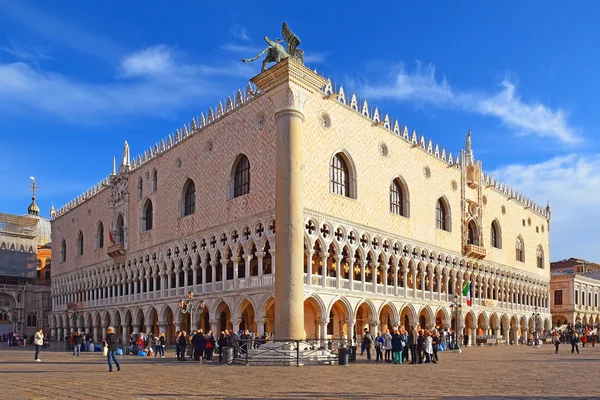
[0, 344, 598, 399]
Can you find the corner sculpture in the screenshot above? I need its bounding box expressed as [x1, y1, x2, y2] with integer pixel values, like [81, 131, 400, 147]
[241, 22, 304, 72]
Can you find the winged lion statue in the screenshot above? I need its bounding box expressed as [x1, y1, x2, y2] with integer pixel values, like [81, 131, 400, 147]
[241, 22, 304, 72]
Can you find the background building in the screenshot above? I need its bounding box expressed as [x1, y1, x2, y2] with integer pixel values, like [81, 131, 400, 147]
[551, 257, 600, 274]
[0, 181, 52, 337]
[50, 56, 552, 346]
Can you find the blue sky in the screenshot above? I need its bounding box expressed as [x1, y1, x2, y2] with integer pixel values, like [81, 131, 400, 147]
[0, 1, 599, 261]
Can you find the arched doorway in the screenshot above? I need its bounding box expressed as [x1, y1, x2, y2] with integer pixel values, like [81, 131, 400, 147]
[239, 299, 256, 333]
[399, 305, 414, 331]
[356, 302, 373, 333]
[379, 304, 395, 333]
[304, 297, 322, 339]
[113, 312, 122, 339]
[215, 301, 232, 333]
[328, 299, 350, 338]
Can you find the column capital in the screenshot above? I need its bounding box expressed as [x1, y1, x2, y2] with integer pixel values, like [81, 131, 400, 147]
[231, 318, 242, 325]
[231, 257, 241, 264]
[318, 318, 329, 325]
[345, 319, 356, 325]
[255, 319, 266, 325]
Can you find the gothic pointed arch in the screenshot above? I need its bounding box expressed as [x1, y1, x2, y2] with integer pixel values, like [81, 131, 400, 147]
[515, 236, 525, 262]
[151, 168, 158, 192]
[536, 245, 544, 269]
[330, 150, 357, 199]
[231, 154, 250, 198]
[96, 221, 104, 249]
[142, 199, 153, 231]
[467, 219, 479, 246]
[60, 238, 66, 262]
[491, 219, 502, 249]
[76, 230, 84, 256]
[115, 214, 125, 243]
[390, 176, 410, 217]
[435, 196, 451, 232]
[181, 178, 196, 217]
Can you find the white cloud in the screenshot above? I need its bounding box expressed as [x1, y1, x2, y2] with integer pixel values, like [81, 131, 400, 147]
[492, 154, 600, 261]
[0, 45, 253, 123]
[229, 25, 250, 41]
[363, 62, 580, 144]
[121, 45, 173, 77]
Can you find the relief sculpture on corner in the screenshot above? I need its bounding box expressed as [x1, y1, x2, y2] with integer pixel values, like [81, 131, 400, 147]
[241, 22, 304, 72]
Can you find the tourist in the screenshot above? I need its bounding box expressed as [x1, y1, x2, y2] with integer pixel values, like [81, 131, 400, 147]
[431, 330, 440, 363]
[174, 330, 181, 360]
[384, 329, 393, 362]
[409, 326, 418, 364]
[391, 328, 403, 364]
[554, 332, 560, 353]
[581, 334, 587, 347]
[205, 332, 215, 362]
[72, 332, 83, 357]
[106, 327, 120, 372]
[177, 331, 187, 361]
[374, 331, 384, 361]
[571, 333, 580, 354]
[192, 329, 206, 363]
[34, 328, 43, 362]
[416, 329, 424, 364]
[158, 333, 166, 358]
[399, 328, 409, 363]
[362, 328, 374, 360]
[424, 330, 433, 364]
[218, 331, 228, 362]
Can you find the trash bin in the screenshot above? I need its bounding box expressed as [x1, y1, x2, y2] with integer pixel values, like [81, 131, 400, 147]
[224, 347, 234, 364]
[338, 347, 348, 366]
[349, 346, 357, 362]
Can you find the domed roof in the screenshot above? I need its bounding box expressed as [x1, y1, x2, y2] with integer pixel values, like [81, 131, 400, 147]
[22, 195, 51, 246]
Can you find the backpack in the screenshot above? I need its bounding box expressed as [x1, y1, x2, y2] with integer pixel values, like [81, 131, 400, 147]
[364, 333, 373, 345]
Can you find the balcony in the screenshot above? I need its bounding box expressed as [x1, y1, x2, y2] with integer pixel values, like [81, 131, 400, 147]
[465, 244, 487, 259]
[107, 242, 126, 259]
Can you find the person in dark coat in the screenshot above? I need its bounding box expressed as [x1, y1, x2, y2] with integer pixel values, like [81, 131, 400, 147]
[391, 329, 403, 364]
[177, 331, 187, 361]
[218, 332, 228, 362]
[192, 329, 206, 363]
[106, 327, 120, 372]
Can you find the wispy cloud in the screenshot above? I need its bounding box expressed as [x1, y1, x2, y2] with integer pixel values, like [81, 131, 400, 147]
[229, 24, 250, 42]
[220, 43, 262, 56]
[0, 45, 252, 123]
[363, 62, 580, 144]
[0, 40, 50, 62]
[492, 154, 600, 261]
[304, 52, 327, 65]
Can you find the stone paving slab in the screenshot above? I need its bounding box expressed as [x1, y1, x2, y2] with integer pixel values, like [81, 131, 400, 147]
[0, 344, 598, 399]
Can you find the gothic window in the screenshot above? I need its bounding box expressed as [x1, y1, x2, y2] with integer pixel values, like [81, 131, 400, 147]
[142, 199, 153, 231]
[115, 214, 124, 243]
[60, 239, 66, 262]
[467, 220, 479, 246]
[151, 169, 158, 192]
[96, 222, 104, 249]
[330, 153, 351, 197]
[233, 155, 250, 198]
[515, 236, 525, 262]
[137, 177, 143, 200]
[45, 270, 51, 280]
[435, 198, 450, 231]
[76, 231, 84, 256]
[390, 177, 409, 217]
[491, 220, 501, 249]
[0, 310, 8, 321]
[182, 179, 196, 216]
[536, 245, 544, 269]
[26, 313, 37, 327]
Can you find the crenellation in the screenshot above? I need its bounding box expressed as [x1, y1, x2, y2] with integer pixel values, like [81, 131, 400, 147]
[372, 107, 380, 123]
[361, 99, 369, 117]
[338, 85, 346, 104]
[349, 93, 358, 110]
[207, 107, 214, 123]
[217, 101, 224, 118]
[393, 120, 400, 134]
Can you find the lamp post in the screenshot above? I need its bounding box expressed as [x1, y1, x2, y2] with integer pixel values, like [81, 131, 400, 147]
[531, 306, 540, 348]
[450, 294, 462, 353]
[177, 291, 205, 332]
[64, 310, 84, 333]
[575, 316, 582, 335]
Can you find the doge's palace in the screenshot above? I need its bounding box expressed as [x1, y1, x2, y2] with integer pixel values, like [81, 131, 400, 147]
[49, 48, 552, 346]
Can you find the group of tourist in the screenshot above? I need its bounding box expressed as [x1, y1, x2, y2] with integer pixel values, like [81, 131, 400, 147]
[553, 326, 599, 354]
[361, 326, 441, 364]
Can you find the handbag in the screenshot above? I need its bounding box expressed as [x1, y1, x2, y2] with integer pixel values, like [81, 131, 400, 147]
[206, 341, 213, 349]
[102, 347, 108, 357]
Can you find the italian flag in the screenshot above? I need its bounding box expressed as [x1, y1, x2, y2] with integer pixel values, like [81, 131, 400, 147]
[462, 281, 472, 306]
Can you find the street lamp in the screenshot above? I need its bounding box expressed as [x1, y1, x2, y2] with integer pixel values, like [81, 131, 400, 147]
[177, 291, 205, 332]
[575, 316, 582, 334]
[450, 294, 462, 353]
[531, 306, 540, 348]
[64, 310, 84, 332]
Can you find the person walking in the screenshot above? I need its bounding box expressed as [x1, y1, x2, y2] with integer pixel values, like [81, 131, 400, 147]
[391, 329, 403, 364]
[106, 327, 120, 372]
[158, 333, 166, 358]
[571, 333, 580, 354]
[72, 332, 83, 358]
[554, 332, 560, 354]
[431, 330, 440, 363]
[205, 332, 215, 362]
[34, 328, 43, 362]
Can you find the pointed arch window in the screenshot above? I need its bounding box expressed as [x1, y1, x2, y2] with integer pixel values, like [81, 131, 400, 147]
[491, 220, 501, 249]
[76, 231, 84, 256]
[60, 239, 66, 262]
[115, 214, 124, 243]
[435, 198, 450, 231]
[390, 178, 409, 217]
[142, 199, 153, 231]
[137, 177, 143, 200]
[151, 169, 158, 192]
[467, 220, 479, 246]
[182, 179, 196, 216]
[330, 153, 350, 197]
[536, 245, 544, 269]
[96, 222, 104, 249]
[516, 237, 525, 262]
[233, 155, 250, 198]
